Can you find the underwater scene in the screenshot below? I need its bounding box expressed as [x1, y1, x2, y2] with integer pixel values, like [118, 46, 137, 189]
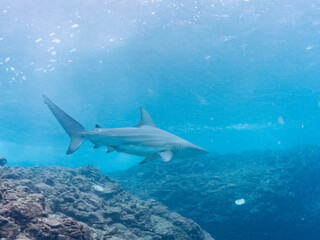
[1, 0, 320, 239]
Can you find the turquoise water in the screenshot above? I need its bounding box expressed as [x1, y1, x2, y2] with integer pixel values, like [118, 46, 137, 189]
[1, 0, 320, 173]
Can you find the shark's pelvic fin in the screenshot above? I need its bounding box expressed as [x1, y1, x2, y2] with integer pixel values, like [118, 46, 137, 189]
[136, 107, 157, 128]
[107, 146, 116, 153]
[139, 154, 159, 164]
[43, 95, 86, 155]
[93, 144, 100, 149]
[159, 151, 173, 162]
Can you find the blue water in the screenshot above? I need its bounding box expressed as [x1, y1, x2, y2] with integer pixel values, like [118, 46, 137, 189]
[1, 0, 320, 173]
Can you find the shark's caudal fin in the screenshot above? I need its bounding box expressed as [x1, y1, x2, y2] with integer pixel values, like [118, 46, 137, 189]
[43, 95, 86, 154]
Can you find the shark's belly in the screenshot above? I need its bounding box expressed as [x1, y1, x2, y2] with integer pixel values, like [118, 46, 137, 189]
[109, 137, 169, 156]
[86, 128, 177, 156]
[120, 144, 162, 156]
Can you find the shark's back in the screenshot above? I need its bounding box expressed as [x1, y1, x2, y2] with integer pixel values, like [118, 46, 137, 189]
[87, 126, 184, 148]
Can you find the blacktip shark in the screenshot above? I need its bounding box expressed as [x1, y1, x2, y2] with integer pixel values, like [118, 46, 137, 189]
[43, 95, 208, 164]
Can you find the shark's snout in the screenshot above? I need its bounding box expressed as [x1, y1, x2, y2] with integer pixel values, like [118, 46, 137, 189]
[195, 147, 209, 155]
[182, 144, 209, 157]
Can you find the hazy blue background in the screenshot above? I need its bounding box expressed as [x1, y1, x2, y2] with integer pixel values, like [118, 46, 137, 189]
[0, 0, 320, 172]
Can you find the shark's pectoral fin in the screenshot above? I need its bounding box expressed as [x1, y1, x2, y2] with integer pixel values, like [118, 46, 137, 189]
[159, 151, 173, 163]
[93, 144, 100, 149]
[107, 146, 116, 153]
[139, 155, 159, 164]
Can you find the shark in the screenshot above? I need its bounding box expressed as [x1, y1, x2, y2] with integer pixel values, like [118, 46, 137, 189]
[43, 95, 208, 164]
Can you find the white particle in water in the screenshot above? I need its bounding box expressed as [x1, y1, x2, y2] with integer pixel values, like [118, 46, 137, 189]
[5, 57, 10, 62]
[52, 39, 61, 43]
[277, 116, 284, 124]
[71, 24, 79, 28]
[235, 199, 246, 205]
[70, 48, 76, 53]
[35, 38, 42, 43]
[306, 45, 314, 51]
[49, 32, 55, 36]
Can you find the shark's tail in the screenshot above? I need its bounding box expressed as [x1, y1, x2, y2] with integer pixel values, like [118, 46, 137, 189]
[43, 95, 86, 154]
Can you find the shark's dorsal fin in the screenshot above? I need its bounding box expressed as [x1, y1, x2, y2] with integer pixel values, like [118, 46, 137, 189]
[136, 107, 157, 128]
[95, 124, 102, 128]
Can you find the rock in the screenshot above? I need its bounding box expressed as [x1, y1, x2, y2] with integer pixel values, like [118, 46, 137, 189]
[0, 157, 7, 166]
[2, 173, 20, 180]
[0, 165, 213, 240]
[9, 201, 44, 219]
[0, 216, 21, 239]
[16, 234, 32, 240]
[112, 145, 320, 240]
[150, 215, 174, 235]
[77, 165, 104, 182]
[42, 216, 62, 228]
[44, 178, 55, 186]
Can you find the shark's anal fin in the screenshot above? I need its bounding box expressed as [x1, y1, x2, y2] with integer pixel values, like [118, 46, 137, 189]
[139, 155, 159, 164]
[136, 107, 157, 128]
[159, 151, 173, 163]
[107, 146, 116, 153]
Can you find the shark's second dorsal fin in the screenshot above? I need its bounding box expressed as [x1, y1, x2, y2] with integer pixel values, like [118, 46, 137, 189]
[136, 107, 157, 128]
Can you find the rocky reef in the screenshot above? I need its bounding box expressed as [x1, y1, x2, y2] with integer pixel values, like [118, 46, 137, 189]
[0, 164, 213, 240]
[112, 145, 320, 240]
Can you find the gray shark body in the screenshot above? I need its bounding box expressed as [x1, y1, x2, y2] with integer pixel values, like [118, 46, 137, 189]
[43, 95, 208, 164]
